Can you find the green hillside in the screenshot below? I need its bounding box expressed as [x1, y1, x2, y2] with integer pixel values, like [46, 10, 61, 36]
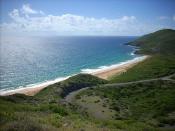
[76, 80, 175, 130]
[110, 55, 175, 83]
[60, 74, 108, 97]
[0, 74, 109, 131]
[34, 73, 107, 102]
[129, 29, 175, 55]
[2, 73, 175, 131]
[110, 29, 175, 83]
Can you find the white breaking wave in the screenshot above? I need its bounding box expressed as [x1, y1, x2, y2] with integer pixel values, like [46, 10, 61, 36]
[0, 75, 72, 96]
[0, 55, 148, 96]
[81, 56, 147, 74]
[130, 51, 135, 56]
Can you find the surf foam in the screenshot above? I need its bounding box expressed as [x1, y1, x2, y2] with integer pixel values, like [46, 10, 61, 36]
[81, 55, 148, 74]
[0, 75, 71, 96]
[0, 56, 148, 96]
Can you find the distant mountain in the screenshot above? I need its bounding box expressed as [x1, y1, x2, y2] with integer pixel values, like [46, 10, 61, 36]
[129, 29, 175, 54]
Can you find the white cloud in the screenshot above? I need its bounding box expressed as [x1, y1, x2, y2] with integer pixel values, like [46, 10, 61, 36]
[173, 15, 175, 21]
[121, 16, 136, 21]
[21, 4, 44, 16]
[22, 4, 37, 14]
[158, 16, 169, 20]
[1, 4, 174, 36]
[158, 15, 175, 22]
[39, 10, 44, 15]
[9, 9, 19, 18]
[9, 9, 27, 23]
[4, 12, 141, 35]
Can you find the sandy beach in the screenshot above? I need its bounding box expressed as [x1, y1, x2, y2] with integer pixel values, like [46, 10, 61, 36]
[0, 55, 149, 96]
[0, 76, 70, 96]
[93, 55, 149, 79]
[0, 84, 49, 96]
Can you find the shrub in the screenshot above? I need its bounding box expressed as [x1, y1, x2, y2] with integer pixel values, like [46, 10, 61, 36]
[49, 104, 68, 116]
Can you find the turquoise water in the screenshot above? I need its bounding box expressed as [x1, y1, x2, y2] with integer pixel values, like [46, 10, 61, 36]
[0, 36, 138, 91]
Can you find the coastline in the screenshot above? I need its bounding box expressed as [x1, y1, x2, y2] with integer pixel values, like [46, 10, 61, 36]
[86, 55, 149, 79]
[0, 76, 71, 96]
[0, 55, 149, 96]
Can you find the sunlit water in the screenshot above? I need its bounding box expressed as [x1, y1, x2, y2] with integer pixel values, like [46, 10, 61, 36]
[0, 36, 138, 91]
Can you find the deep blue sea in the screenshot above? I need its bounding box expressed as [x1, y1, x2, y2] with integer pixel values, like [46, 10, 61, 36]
[0, 36, 138, 91]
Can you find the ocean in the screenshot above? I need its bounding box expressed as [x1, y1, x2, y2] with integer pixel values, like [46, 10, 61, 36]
[0, 36, 138, 92]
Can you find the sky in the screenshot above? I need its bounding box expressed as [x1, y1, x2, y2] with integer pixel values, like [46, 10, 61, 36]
[0, 0, 175, 36]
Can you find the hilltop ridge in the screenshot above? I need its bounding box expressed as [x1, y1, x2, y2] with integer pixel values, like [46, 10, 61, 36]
[129, 29, 175, 54]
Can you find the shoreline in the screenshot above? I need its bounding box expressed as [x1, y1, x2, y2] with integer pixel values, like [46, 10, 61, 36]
[0, 76, 71, 96]
[93, 55, 149, 79]
[0, 55, 149, 96]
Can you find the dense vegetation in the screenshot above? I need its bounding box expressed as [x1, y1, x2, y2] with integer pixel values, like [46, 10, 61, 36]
[128, 29, 175, 55]
[77, 80, 175, 130]
[0, 74, 110, 131]
[110, 29, 175, 83]
[110, 55, 175, 83]
[0, 94, 69, 131]
[33, 74, 107, 102]
[2, 76, 175, 131]
[59, 74, 108, 97]
[0, 93, 110, 131]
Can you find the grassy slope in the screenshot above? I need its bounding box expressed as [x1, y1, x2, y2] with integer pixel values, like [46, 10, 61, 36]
[110, 55, 175, 83]
[110, 29, 175, 83]
[0, 74, 110, 131]
[73, 29, 175, 130]
[33, 74, 107, 102]
[0, 94, 109, 131]
[59, 74, 108, 97]
[129, 29, 175, 55]
[77, 80, 175, 130]
[0, 94, 69, 131]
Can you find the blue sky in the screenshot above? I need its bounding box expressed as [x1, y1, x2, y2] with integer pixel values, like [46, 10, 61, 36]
[0, 0, 175, 36]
